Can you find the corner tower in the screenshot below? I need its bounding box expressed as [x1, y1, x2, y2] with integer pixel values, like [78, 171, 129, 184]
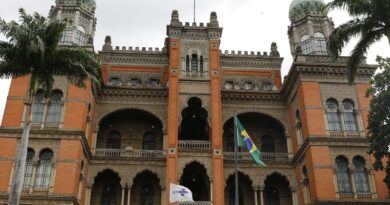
[49, 0, 97, 47]
[288, 0, 334, 56]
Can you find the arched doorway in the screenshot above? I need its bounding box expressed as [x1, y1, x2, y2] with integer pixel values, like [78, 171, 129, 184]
[91, 169, 122, 205]
[180, 161, 210, 201]
[223, 113, 287, 156]
[264, 173, 292, 205]
[97, 109, 163, 150]
[131, 170, 161, 205]
[225, 172, 254, 205]
[179, 97, 209, 140]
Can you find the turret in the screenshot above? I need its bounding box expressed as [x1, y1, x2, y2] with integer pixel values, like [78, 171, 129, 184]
[288, 0, 334, 57]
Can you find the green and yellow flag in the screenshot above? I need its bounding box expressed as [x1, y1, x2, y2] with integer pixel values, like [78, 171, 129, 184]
[234, 116, 267, 167]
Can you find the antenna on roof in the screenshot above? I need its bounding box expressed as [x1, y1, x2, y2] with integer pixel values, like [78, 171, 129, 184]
[193, 0, 196, 23]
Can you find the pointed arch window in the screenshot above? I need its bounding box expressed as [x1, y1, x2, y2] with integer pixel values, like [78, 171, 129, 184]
[35, 149, 54, 188]
[200, 56, 204, 73]
[353, 156, 370, 193]
[300, 35, 313, 55]
[23, 148, 35, 187]
[335, 156, 352, 193]
[31, 90, 45, 123]
[191, 54, 198, 72]
[142, 132, 157, 150]
[140, 185, 155, 205]
[107, 131, 121, 149]
[186, 55, 190, 72]
[46, 90, 63, 124]
[295, 109, 303, 147]
[326, 99, 342, 132]
[342, 100, 358, 132]
[314, 33, 327, 55]
[102, 184, 117, 205]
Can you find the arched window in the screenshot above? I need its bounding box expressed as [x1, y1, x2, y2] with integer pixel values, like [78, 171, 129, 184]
[101, 184, 117, 205]
[142, 132, 157, 150]
[342, 100, 358, 132]
[353, 156, 370, 193]
[46, 90, 63, 124]
[191, 54, 198, 72]
[302, 166, 311, 204]
[59, 28, 73, 45]
[186, 55, 190, 72]
[326, 99, 342, 132]
[31, 90, 45, 123]
[335, 156, 352, 193]
[200, 56, 204, 73]
[23, 148, 35, 186]
[300, 35, 312, 55]
[107, 131, 121, 149]
[261, 135, 275, 152]
[314, 33, 327, 55]
[296, 110, 303, 147]
[35, 149, 54, 188]
[140, 185, 155, 205]
[75, 25, 86, 46]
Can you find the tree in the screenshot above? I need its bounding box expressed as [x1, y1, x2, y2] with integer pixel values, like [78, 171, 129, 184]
[326, 0, 390, 82]
[0, 9, 101, 205]
[367, 56, 390, 189]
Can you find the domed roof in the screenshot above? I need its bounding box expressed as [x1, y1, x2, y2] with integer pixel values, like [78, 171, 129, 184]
[289, 0, 326, 21]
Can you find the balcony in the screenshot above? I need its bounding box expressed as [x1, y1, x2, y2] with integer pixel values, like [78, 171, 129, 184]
[178, 140, 212, 151]
[179, 202, 212, 205]
[224, 152, 291, 162]
[93, 149, 166, 160]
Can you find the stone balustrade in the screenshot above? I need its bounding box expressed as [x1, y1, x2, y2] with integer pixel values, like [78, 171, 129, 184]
[178, 140, 212, 151]
[224, 152, 290, 162]
[179, 202, 212, 205]
[94, 149, 166, 159]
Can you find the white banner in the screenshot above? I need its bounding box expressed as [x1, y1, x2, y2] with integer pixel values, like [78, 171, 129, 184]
[169, 183, 194, 203]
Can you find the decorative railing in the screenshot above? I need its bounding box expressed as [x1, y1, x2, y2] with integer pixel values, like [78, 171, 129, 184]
[178, 140, 212, 151]
[357, 193, 372, 200]
[224, 152, 290, 162]
[179, 202, 212, 205]
[329, 131, 365, 138]
[338, 193, 355, 200]
[94, 149, 165, 159]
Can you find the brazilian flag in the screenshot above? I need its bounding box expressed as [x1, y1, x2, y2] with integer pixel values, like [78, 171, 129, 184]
[234, 116, 267, 167]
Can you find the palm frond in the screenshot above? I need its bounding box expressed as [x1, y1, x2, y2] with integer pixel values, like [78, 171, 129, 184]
[347, 28, 385, 83]
[327, 0, 372, 17]
[327, 19, 365, 60]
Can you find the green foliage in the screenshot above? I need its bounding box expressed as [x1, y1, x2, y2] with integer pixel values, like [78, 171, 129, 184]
[367, 56, 390, 189]
[326, 0, 390, 83]
[0, 8, 101, 96]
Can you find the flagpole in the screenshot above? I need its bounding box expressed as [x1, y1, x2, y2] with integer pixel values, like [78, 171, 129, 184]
[193, 0, 196, 23]
[234, 114, 239, 205]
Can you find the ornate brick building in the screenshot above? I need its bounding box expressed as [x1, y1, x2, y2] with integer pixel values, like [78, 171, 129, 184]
[0, 0, 389, 204]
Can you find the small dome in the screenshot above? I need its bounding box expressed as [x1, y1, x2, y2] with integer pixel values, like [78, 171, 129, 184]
[289, 0, 326, 21]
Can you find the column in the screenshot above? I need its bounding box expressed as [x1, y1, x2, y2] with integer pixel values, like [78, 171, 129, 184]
[127, 186, 131, 205]
[85, 185, 92, 205]
[291, 187, 298, 205]
[286, 135, 293, 160]
[161, 187, 165, 205]
[210, 180, 213, 202]
[350, 171, 357, 199]
[30, 162, 38, 193]
[254, 187, 258, 205]
[121, 186, 125, 205]
[368, 170, 378, 198]
[259, 186, 264, 205]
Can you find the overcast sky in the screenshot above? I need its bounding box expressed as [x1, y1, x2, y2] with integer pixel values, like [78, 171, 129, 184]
[0, 0, 389, 123]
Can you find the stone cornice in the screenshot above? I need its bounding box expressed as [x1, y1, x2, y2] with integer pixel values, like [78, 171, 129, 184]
[99, 87, 168, 102]
[221, 91, 285, 106]
[0, 193, 79, 204]
[99, 51, 169, 66]
[281, 55, 377, 104]
[221, 55, 283, 70]
[166, 23, 223, 40]
[292, 137, 370, 165]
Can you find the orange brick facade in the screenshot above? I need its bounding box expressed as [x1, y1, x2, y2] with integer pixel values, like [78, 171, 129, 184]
[0, 0, 389, 205]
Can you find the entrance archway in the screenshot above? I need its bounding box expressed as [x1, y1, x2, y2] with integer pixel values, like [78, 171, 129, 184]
[179, 97, 209, 140]
[225, 172, 254, 205]
[91, 169, 122, 205]
[264, 173, 292, 205]
[131, 170, 161, 205]
[180, 161, 210, 201]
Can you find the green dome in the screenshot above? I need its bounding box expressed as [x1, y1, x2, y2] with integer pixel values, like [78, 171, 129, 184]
[289, 0, 326, 21]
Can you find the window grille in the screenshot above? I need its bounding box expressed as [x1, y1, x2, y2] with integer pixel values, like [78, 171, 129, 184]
[46, 90, 63, 124]
[314, 33, 327, 55]
[31, 90, 45, 123]
[191, 54, 198, 72]
[35, 149, 53, 188]
[107, 131, 121, 149]
[23, 149, 35, 186]
[142, 133, 157, 150]
[300, 35, 313, 55]
[342, 100, 358, 132]
[326, 99, 342, 131]
[335, 156, 352, 193]
[353, 157, 370, 193]
[59, 29, 72, 45]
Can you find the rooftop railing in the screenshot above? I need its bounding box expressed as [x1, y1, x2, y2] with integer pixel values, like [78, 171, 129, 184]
[94, 149, 166, 159]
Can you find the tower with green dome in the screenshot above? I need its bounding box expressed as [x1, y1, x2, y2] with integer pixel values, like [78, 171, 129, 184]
[49, 0, 97, 47]
[288, 0, 334, 57]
